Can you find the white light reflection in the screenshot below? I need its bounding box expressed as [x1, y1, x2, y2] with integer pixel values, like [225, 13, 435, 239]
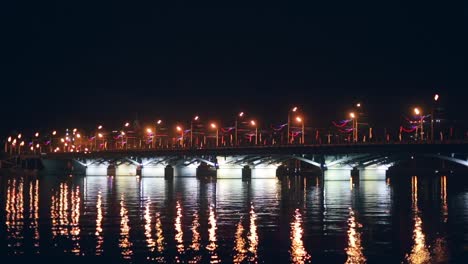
[405, 176, 430, 264]
[71, 186, 81, 255]
[154, 212, 165, 260]
[345, 209, 366, 264]
[440, 175, 448, 222]
[119, 194, 133, 259]
[6, 178, 25, 254]
[144, 197, 155, 251]
[248, 204, 258, 262]
[206, 204, 220, 263]
[189, 211, 202, 263]
[95, 191, 104, 255]
[233, 217, 247, 263]
[290, 208, 310, 264]
[174, 200, 185, 262]
[29, 179, 40, 253]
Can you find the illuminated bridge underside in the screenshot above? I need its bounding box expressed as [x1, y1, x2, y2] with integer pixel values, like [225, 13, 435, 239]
[41, 143, 468, 180]
[41, 153, 468, 181]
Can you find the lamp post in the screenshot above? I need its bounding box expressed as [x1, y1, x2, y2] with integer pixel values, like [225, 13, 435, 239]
[414, 107, 423, 141]
[350, 112, 357, 142]
[95, 125, 102, 150]
[191, 116, 199, 148]
[250, 120, 258, 145]
[235, 112, 244, 146]
[287, 107, 298, 144]
[155, 119, 162, 148]
[431, 94, 439, 142]
[295, 116, 305, 144]
[211, 123, 219, 147]
[146, 128, 153, 148]
[176, 126, 184, 147]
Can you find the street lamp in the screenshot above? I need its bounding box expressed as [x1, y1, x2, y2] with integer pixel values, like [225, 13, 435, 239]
[191, 116, 199, 147]
[235, 112, 244, 146]
[296, 116, 305, 144]
[211, 123, 219, 147]
[349, 112, 357, 142]
[287, 106, 298, 144]
[155, 120, 162, 147]
[431, 94, 439, 142]
[176, 126, 184, 147]
[414, 107, 423, 140]
[250, 120, 258, 145]
[146, 128, 153, 148]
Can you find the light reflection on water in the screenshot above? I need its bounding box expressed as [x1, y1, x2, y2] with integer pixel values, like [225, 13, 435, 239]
[0, 174, 466, 262]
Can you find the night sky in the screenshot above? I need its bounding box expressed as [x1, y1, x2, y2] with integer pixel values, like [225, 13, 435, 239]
[1, 1, 466, 136]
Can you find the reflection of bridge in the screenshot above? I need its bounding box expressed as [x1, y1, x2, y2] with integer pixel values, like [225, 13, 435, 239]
[28, 142, 468, 180]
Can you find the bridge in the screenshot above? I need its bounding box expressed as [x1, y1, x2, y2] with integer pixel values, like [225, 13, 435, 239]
[6, 141, 467, 181]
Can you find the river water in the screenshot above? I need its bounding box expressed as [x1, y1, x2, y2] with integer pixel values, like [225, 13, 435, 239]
[0, 173, 467, 263]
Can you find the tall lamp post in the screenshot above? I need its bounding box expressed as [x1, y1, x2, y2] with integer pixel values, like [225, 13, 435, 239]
[155, 119, 162, 148]
[250, 120, 258, 145]
[191, 116, 199, 147]
[431, 94, 439, 142]
[350, 112, 357, 142]
[414, 107, 423, 140]
[211, 123, 219, 147]
[295, 116, 305, 144]
[287, 107, 298, 144]
[146, 128, 153, 148]
[235, 112, 244, 146]
[176, 126, 184, 147]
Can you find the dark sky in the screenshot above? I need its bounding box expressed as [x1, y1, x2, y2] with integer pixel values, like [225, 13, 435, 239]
[1, 1, 467, 136]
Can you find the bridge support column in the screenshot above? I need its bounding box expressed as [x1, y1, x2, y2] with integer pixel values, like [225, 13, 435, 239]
[196, 163, 217, 180]
[351, 167, 360, 183]
[107, 164, 116, 176]
[276, 165, 287, 178]
[164, 165, 174, 180]
[136, 165, 142, 177]
[242, 165, 251, 181]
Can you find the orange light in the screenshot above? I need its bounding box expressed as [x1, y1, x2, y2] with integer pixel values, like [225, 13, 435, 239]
[73, 128, 77, 133]
[147, 128, 152, 133]
[121, 131, 125, 135]
[20, 141, 24, 146]
[210, 123, 217, 129]
[98, 133, 103, 138]
[414, 108, 420, 115]
[76, 133, 81, 138]
[176, 126, 182, 132]
[350, 112, 355, 119]
[60, 138, 65, 143]
[18, 134, 22, 139]
[250, 120, 256, 126]
[296, 116, 302, 122]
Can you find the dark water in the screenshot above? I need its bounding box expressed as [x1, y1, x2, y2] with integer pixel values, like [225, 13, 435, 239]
[0, 174, 467, 263]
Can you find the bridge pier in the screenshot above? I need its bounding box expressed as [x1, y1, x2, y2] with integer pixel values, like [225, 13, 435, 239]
[107, 164, 116, 176]
[196, 162, 217, 180]
[276, 165, 287, 178]
[164, 165, 174, 180]
[351, 167, 360, 184]
[136, 165, 142, 177]
[242, 165, 251, 181]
